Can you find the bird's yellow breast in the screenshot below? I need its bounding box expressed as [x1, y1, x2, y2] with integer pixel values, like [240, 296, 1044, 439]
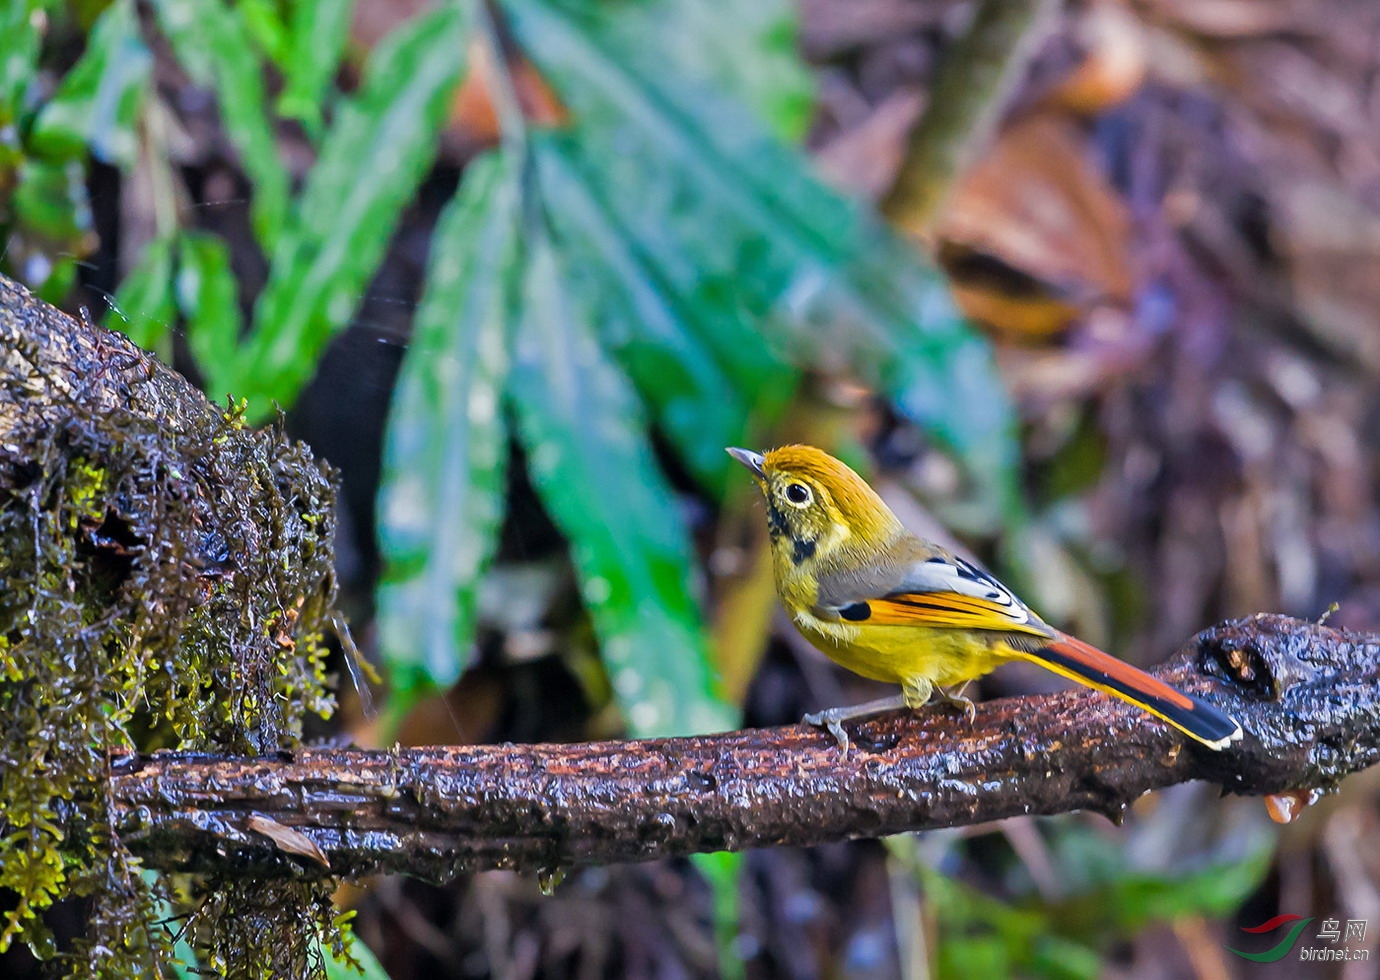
[790, 607, 1016, 688]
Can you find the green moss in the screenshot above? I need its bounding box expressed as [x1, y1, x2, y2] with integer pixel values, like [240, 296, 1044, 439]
[0, 325, 342, 976]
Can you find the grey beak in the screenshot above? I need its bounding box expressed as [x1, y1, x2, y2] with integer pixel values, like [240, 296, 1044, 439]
[726, 447, 766, 479]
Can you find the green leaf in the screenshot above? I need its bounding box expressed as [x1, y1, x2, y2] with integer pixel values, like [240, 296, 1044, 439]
[535, 140, 764, 492]
[30, 0, 151, 167]
[237, 0, 290, 67]
[222, 5, 468, 419]
[506, 0, 1019, 515]
[1050, 824, 1275, 935]
[0, 0, 45, 123]
[693, 851, 746, 980]
[148, 0, 214, 86]
[510, 158, 736, 736]
[376, 153, 516, 697]
[585, 0, 813, 141]
[322, 935, 391, 980]
[11, 156, 90, 297]
[152, 0, 290, 245]
[548, 130, 802, 491]
[277, 0, 357, 137]
[13, 157, 88, 241]
[108, 234, 177, 354]
[906, 852, 1102, 980]
[176, 230, 242, 379]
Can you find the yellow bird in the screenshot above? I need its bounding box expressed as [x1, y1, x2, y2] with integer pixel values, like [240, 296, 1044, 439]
[727, 445, 1242, 753]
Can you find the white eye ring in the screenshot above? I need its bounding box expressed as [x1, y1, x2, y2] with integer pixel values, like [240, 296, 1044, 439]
[784, 482, 812, 507]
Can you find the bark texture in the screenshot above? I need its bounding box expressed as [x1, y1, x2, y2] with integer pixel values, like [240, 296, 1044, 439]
[1, 272, 340, 964]
[5, 275, 1378, 887]
[112, 614, 1379, 882]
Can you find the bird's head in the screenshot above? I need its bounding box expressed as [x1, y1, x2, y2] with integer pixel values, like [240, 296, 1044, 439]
[727, 445, 903, 573]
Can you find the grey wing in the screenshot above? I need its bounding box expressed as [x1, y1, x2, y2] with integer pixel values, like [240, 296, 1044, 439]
[894, 553, 1042, 628]
[811, 553, 914, 621]
[813, 544, 1044, 630]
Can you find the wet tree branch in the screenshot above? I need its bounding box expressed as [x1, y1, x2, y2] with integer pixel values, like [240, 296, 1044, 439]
[113, 614, 1380, 881]
[5, 276, 1378, 884]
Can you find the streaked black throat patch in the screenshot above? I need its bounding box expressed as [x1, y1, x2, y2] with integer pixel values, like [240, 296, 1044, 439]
[766, 503, 789, 540]
[791, 536, 817, 565]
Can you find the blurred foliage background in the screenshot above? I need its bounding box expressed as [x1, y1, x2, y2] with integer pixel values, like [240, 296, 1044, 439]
[4, 0, 1380, 976]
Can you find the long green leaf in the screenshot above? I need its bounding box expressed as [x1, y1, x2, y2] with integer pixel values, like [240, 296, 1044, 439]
[277, 0, 356, 137]
[547, 135, 799, 468]
[29, 0, 151, 167]
[11, 157, 89, 299]
[0, 0, 45, 123]
[108, 234, 177, 354]
[694, 850, 746, 980]
[152, 0, 290, 245]
[510, 155, 735, 736]
[221, 6, 467, 419]
[376, 153, 516, 696]
[586, 0, 813, 141]
[507, 0, 1019, 515]
[176, 230, 242, 378]
[236, 0, 290, 67]
[536, 141, 763, 492]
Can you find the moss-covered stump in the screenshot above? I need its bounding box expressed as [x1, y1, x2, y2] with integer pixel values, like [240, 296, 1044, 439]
[0, 273, 345, 976]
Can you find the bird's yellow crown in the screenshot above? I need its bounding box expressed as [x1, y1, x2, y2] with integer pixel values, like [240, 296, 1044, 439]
[759, 445, 901, 540]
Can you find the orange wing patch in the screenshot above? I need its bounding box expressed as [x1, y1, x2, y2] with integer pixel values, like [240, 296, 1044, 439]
[858, 592, 1053, 637]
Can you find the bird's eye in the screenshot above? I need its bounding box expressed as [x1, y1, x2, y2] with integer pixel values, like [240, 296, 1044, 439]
[784, 483, 812, 506]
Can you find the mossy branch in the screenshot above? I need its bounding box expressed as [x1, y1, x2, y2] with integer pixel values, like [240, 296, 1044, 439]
[5, 278, 1379, 901]
[113, 615, 1379, 881]
[1, 273, 342, 972]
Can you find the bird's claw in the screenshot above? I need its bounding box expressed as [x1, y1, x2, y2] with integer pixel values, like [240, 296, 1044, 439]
[934, 687, 976, 724]
[802, 708, 852, 757]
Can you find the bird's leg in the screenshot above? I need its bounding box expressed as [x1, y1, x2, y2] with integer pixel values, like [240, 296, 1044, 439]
[803, 695, 908, 756]
[901, 676, 934, 709]
[803, 677, 950, 754]
[932, 681, 976, 723]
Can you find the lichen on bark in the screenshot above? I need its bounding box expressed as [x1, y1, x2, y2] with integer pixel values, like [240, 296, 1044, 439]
[0, 274, 345, 976]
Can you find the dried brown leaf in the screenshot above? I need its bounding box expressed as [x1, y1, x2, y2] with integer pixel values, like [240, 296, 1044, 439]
[247, 814, 331, 869]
